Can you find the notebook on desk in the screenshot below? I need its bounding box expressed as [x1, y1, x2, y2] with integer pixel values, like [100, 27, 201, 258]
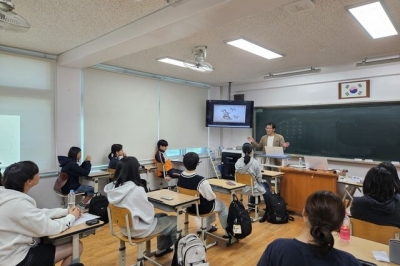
[304, 156, 329, 170]
[264, 146, 284, 155]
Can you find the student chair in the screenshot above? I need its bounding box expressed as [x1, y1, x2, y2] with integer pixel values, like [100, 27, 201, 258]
[350, 217, 400, 245]
[177, 186, 217, 249]
[107, 204, 162, 266]
[155, 162, 172, 190]
[53, 172, 84, 208]
[235, 172, 264, 222]
[107, 168, 116, 182]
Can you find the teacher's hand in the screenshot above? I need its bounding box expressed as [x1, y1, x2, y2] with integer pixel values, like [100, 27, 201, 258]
[282, 142, 290, 148]
[247, 136, 255, 143]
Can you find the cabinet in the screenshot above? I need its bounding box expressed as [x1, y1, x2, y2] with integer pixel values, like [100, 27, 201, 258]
[221, 150, 242, 180]
[280, 167, 338, 213]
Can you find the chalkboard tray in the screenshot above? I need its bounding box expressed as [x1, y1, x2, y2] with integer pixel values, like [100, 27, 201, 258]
[255, 102, 400, 161]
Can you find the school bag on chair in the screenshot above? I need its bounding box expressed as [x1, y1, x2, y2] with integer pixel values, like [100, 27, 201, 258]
[88, 192, 109, 224]
[171, 233, 208, 266]
[226, 194, 252, 239]
[265, 193, 293, 224]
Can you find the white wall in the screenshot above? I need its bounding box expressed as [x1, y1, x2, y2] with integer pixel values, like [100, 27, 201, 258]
[214, 63, 400, 178]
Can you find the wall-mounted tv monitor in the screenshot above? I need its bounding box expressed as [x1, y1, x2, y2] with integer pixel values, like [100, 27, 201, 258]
[206, 100, 254, 128]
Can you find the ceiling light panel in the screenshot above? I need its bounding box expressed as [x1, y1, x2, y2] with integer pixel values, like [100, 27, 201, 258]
[348, 1, 398, 39]
[157, 57, 186, 68]
[226, 38, 283, 59]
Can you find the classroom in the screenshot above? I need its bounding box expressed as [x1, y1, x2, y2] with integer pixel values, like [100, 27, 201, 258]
[1, 0, 400, 265]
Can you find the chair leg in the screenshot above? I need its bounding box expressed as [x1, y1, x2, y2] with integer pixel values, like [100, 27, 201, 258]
[184, 213, 189, 236]
[119, 240, 126, 266]
[137, 242, 145, 266]
[253, 196, 259, 221]
[200, 218, 208, 245]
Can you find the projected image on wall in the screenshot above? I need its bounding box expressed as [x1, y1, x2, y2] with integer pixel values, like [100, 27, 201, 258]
[0, 115, 20, 167]
[213, 104, 246, 123]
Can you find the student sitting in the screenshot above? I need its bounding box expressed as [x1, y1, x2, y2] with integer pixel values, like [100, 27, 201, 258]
[58, 146, 94, 209]
[104, 156, 177, 257]
[177, 152, 229, 236]
[0, 161, 82, 266]
[351, 166, 400, 228]
[154, 139, 182, 181]
[235, 142, 270, 223]
[377, 161, 400, 195]
[108, 144, 125, 169]
[257, 190, 361, 266]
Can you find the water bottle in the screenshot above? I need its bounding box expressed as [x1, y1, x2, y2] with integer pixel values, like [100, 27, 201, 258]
[68, 189, 75, 209]
[298, 157, 304, 166]
[340, 214, 351, 241]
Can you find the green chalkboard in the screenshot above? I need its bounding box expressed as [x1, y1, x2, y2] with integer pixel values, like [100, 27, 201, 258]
[255, 102, 400, 161]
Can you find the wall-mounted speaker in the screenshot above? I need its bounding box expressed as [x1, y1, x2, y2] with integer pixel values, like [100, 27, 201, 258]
[233, 94, 244, 101]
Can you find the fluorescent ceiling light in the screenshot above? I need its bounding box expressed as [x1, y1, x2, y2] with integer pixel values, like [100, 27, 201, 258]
[226, 38, 283, 59]
[348, 1, 398, 39]
[264, 67, 321, 79]
[157, 57, 186, 68]
[356, 55, 400, 67]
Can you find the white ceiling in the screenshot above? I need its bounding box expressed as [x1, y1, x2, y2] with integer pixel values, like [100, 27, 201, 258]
[1, 0, 400, 86]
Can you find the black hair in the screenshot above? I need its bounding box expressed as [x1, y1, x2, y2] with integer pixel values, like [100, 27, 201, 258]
[68, 146, 81, 161]
[3, 161, 39, 192]
[265, 122, 276, 129]
[377, 161, 400, 194]
[363, 166, 394, 202]
[108, 144, 123, 160]
[183, 152, 199, 171]
[241, 142, 253, 164]
[157, 139, 168, 149]
[113, 156, 142, 188]
[304, 190, 345, 255]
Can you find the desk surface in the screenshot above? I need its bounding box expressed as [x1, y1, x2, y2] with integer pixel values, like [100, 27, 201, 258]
[48, 221, 104, 240]
[208, 178, 246, 190]
[337, 177, 363, 187]
[88, 171, 110, 177]
[147, 189, 198, 207]
[334, 235, 395, 265]
[262, 170, 284, 177]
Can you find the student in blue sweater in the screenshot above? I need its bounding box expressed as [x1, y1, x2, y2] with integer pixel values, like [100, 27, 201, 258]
[58, 146, 94, 208]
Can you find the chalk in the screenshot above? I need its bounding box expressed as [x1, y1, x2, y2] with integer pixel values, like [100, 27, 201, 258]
[354, 158, 362, 161]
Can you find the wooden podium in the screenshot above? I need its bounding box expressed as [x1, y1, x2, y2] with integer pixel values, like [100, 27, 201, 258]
[279, 167, 338, 213]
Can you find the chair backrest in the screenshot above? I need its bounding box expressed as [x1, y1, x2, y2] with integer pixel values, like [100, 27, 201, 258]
[107, 168, 116, 179]
[177, 186, 200, 215]
[350, 217, 400, 245]
[235, 172, 254, 187]
[108, 203, 133, 228]
[54, 172, 68, 193]
[156, 162, 166, 178]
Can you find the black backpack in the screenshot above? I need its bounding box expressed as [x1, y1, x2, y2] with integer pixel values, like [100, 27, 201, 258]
[89, 193, 109, 224]
[265, 193, 293, 224]
[226, 194, 252, 239]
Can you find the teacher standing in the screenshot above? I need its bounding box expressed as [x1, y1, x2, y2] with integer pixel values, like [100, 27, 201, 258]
[247, 122, 290, 166]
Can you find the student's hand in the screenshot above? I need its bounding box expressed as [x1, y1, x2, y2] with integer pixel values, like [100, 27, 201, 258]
[144, 165, 151, 170]
[247, 136, 255, 143]
[282, 142, 290, 148]
[165, 176, 172, 181]
[85, 155, 92, 161]
[123, 152, 127, 157]
[69, 207, 81, 219]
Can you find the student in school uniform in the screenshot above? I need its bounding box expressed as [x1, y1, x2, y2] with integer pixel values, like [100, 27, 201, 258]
[235, 142, 270, 222]
[0, 161, 82, 266]
[177, 152, 229, 236]
[351, 166, 400, 228]
[108, 144, 125, 169]
[104, 156, 177, 257]
[257, 191, 361, 266]
[58, 146, 94, 209]
[377, 161, 400, 194]
[154, 139, 182, 181]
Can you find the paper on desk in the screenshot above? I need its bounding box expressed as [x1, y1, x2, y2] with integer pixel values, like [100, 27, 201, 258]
[372, 251, 390, 262]
[72, 213, 100, 226]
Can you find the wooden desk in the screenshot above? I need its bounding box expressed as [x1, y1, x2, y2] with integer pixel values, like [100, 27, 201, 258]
[262, 170, 284, 193]
[334, 235, 397, 265]
[337, 176, 363, 207]
[280, 167, 338, 213]
[48, 221, 104, 264]
[208, 178, 246, 201]
[147, 189, 198, 237]
[84, 171, 110, 193]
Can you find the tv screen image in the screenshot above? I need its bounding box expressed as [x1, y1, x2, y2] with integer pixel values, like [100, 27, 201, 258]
[206, 100, 254, 128]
